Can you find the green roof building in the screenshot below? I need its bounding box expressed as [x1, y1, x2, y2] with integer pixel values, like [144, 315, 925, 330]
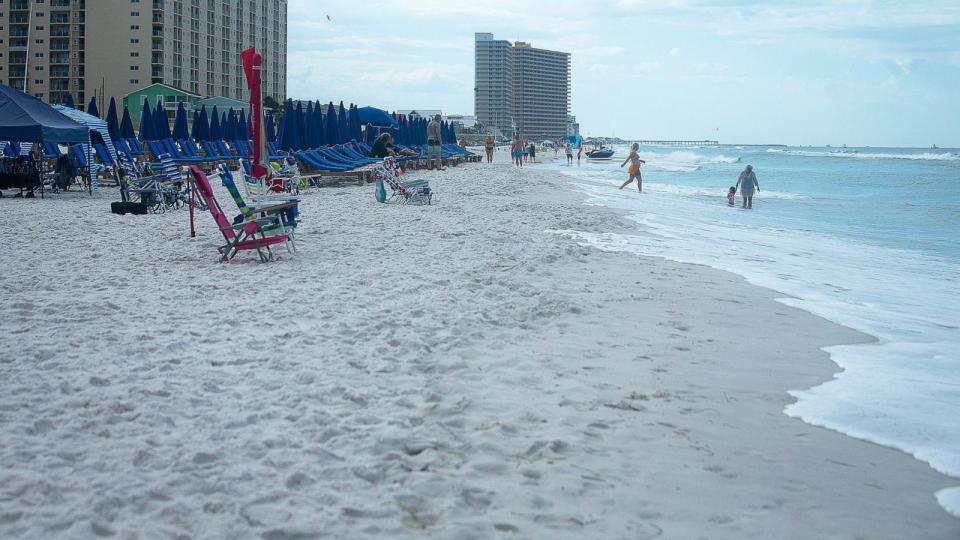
[123, 83, 203, 129]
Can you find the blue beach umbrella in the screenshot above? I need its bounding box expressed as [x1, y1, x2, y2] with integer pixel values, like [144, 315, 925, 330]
[196, 105, 210, 141]
[105, 98, 120, 141]
[64, 94, 76, 109]
[153, 100, 171, 140]
[265, 113, 276, 145]
[86, 97, 100, 119]
[349, 104, 362, 142]
[325, 102, 340, 145]
[190, 109, 200, 140]
[209, 106, 222, 141]
[356, 106, 397, 129]
[138, 99, 154, 140]
[120, 106, 136, 139]
[337, 101, 348, 145]
[295, 102, 307, 150]
[172, 102, 189, 140]
[278, 100, 294, 150]
[238, 109, 249, 141]
[313, 101, 325, 147]
[304, 101, 316, 148]
[226, 109, 238, 141]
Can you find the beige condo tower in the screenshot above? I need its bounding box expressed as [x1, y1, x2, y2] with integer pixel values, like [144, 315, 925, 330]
[1, 0, 287, 110]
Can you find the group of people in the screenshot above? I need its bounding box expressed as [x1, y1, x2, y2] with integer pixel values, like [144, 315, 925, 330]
[368, 113, 446, 171]
[618, 142, 761, 208]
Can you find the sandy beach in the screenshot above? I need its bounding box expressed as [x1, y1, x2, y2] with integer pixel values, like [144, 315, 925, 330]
[1, 151, 957, 539]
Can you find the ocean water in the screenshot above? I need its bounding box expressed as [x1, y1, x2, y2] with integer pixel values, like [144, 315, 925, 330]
[547, 145, 960, 516]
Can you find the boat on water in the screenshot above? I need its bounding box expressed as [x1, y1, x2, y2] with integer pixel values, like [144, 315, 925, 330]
[586, 147, 615, 159]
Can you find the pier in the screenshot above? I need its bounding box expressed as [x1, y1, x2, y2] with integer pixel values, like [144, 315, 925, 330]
[634, 140, 719, 146]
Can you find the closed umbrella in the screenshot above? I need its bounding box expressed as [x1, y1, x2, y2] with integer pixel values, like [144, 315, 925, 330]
[238, 109, 249, 141]
[138, 98, 154, 141]
[226, 109, 238, 141]
[209, 106, 222, 140]
[325, 102, 340, 145]
[196, 105, 210, 141]
[153, 99, 171, 140]
[120, 106, 135, 139]
[337, 101, 348, 144]
[278, 100, 293, 150]
[349, 104, 362, 142]
[295, 102, 306, 150]
[105, 97, 120, 141]
[190, 109, 201, 140]
[64, 94, 76, 109]
[313, 101, 325, 147]
[86, 97, 100, 119]
[265, 113, 276, 145]
[172, 102, 189, 140]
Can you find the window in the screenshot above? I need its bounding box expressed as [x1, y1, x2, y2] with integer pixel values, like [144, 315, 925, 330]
[130, 79, 139, 84]
[130, 52, 139, 57]
[131, 12, 139, 16]
[130, 65, 139, 70]
[131, 38, 139, 43]
[130, 25, 139, 30]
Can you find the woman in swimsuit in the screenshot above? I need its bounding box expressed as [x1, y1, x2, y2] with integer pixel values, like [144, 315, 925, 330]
[619, 143, 646, 192]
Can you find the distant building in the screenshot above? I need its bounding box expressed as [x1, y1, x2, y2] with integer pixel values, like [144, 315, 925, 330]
[123, 83, 203, 127]
[474, 33, 570, 141]
[567, 115, 580, 137]
[445, 114, 477, 129]
[1, 0, 287, 112]
[397, 109, 442, 120]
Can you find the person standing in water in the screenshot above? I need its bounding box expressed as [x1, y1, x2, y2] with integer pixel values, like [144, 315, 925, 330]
[735, 165, 760, 208]
[619, 143, 646, 192]
[565, 142, 573, 165]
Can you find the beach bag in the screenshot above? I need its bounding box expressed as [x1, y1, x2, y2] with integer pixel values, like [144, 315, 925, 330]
[375, 177, 387, 203]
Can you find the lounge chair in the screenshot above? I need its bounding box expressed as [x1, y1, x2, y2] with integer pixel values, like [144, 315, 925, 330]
[218, 165, 298, 246]
[188, 165, 291, 262]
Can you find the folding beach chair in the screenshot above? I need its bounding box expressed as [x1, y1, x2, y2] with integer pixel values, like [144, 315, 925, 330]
[219, 165, 298, 238]
[189, 166, 291, 262]
[374, 157, 432, 205]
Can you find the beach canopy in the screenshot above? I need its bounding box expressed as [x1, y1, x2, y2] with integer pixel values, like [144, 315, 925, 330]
[0, 84, 88, 144]
[120, 106, 136, 139]
[357, 106, 398, 129]
[172, 102, 189, 140]
[53, 104, 119, 164]
[105, 98, 120, 141]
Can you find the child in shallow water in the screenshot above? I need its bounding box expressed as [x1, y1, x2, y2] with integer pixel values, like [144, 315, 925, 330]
[727, 186, 736, 206]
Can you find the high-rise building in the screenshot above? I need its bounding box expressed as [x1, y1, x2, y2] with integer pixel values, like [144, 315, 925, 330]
[473, 32, 513, 139]
[1, 0, 287, 111]
[474, 32, 570, 141]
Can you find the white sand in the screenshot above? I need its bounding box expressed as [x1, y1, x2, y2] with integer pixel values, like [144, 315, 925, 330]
[1, 153, 958, 539]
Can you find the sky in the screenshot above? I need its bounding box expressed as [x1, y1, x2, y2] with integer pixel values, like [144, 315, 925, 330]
[286, 0, 960, 147]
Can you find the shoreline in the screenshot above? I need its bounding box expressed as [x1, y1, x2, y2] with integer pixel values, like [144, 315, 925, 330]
[0, 153, 957, 538]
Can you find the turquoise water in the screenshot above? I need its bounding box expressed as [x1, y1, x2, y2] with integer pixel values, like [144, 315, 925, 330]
[548, 145, 960, 515]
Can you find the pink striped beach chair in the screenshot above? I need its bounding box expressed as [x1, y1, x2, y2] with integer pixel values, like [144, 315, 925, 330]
[189, 165, 290, 262]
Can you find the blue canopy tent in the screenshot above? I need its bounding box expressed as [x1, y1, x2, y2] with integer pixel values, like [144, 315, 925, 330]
[86, 97, 100, 119]
[356, 106, 398, 129]
[0, 84, 88, 146]
[153, 100, 172, 141]
[172, 102, 190, 140]
[138, 99, 154, 141]
[64, 94, 77, 109]
[568, 134, 583, 148]
[337, 101, 349, 144]
[105, 98, 120, 141]
[209, 106, 222, 141]
[120, 106, 136, 139]
[325, 102, 340, 145]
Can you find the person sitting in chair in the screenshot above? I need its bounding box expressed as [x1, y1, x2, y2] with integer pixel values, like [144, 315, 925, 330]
[370, 133, 414, 158]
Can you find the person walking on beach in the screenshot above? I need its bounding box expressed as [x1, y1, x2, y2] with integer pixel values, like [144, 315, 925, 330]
[512, 136, 524, 167]
[619, 143, 646, 192]
[484, 134, 495, 163]
[528, 142, 537, 163]
[735, 165, 760, 208]
[565, 142, 573, 165]
[427, 114, 443, 171]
